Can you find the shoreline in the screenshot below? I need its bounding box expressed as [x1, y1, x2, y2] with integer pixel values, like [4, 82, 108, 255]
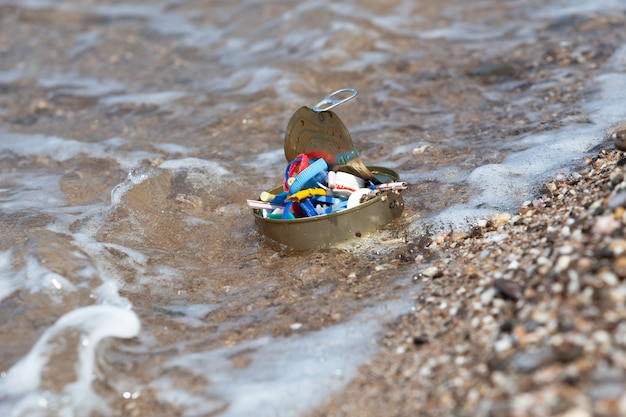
[309, 142, 626, 417]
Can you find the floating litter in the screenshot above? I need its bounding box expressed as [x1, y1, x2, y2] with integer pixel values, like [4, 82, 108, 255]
[249, 88, 406, 249]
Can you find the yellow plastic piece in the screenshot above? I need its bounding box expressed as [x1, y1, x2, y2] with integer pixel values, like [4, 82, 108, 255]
[287, 188, 327, 202]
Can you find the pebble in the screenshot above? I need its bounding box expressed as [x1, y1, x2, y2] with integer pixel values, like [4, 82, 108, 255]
[559, 408, 591, 417]
[554, 255, 571, 272]
[491, 212, 512, 228]
[592, 330, 612, 346]
[599, 271, 618, 286]
[413, 335, 429, 346]
[450, 232, 469, 242]
[493, 278, 523, 300]
[506, 259, 519, 270]
[589, 379, 624, 400]
[494, 336, 513, 353]
[480, 287, 497, 305]
[421, 266, 440, 278]
[593, 215, 619, 235]
[511, 347, 556, 372]
[613, 125, 626, 149]
[608, 239, 626, 256]
[353, 149, 626, 416]
[613, 257, 626, 278]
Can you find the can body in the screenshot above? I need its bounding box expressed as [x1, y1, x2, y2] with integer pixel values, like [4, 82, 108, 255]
[253, 167, 404, 249]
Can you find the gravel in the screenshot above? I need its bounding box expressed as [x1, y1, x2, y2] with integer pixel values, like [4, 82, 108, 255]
[308, 143, 626, 417]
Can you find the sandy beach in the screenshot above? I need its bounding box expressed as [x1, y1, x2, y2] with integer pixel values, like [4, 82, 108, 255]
[309, 138, 626, 417]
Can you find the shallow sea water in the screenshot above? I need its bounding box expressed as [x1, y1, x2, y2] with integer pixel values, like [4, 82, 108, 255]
[1, 0, 626, 416]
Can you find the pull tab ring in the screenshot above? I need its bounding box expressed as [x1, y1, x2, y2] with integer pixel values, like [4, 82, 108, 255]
[311, 88, 357, 113]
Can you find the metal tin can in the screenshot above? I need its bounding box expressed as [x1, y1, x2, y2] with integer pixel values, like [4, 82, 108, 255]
[253, 166, 404, 249]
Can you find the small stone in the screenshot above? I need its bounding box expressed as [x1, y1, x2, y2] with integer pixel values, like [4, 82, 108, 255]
[494, 278, 523, 300]
[480, 287, 497, 305]
[451, 232, 469, 242]
[608, 192, 626, 209]
[463, 267, 477, 279]
[593, 216, 619, 235]
[592, 330, 612, 346]
[413, 335, 429, 346]
[558, 408, 591, 417]
[577, 257, 593, 273]
[610, 171, 624, 185]
[609, 240, 626, 256]
[554, 255, 571, 273]
[511, 347, 556, 372]
[612, 126, 626, 151]
[613, 257, 626, 279]
[532, 366, 559, 385]
[610, 287, 626, 303]
[494, 336, 513, 353]
[550, 336, 583, 363]
[421, 266, 441, 278]
[589, 376, 625, 400]
[506, 259, 519, 270]
[531, 309, 550, 324]
[599, 271, 619, 286]
[551, 282, 563, 294]
[434, 233, 447, 244]
[491, 212, 512, 228]
[537, 256, 551, 266]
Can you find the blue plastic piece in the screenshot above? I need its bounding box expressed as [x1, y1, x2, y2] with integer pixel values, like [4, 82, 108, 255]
[270, 191, 289, 205]
[289, 158, 328, 194]
[298, 198, 317, 217]
[282, 202, 294, 219]
[310, 195, 343, 205]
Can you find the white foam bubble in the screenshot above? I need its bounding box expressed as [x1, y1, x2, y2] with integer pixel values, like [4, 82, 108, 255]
[0, 250, 20, 301]
[0, 305, 140, 417]
[0, 129, 160, 171]
[25, 255, 77, 296]
[101, 91, 187, 106]
[151, 299, 411, 417]
[38, 73, 125, 97]
[153, 142, 194, 155]
[0, 69, 22, 84]
[420, 21, 517, 41]
[0, 172, 66, 212]
[159, 157, 229, 174]
[418, 68, 626, 232]
[243, 148, 285, 171]
[1, 132, 87, 161]
[535, 0, 626, 17]
[110, 167, 156, 206]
